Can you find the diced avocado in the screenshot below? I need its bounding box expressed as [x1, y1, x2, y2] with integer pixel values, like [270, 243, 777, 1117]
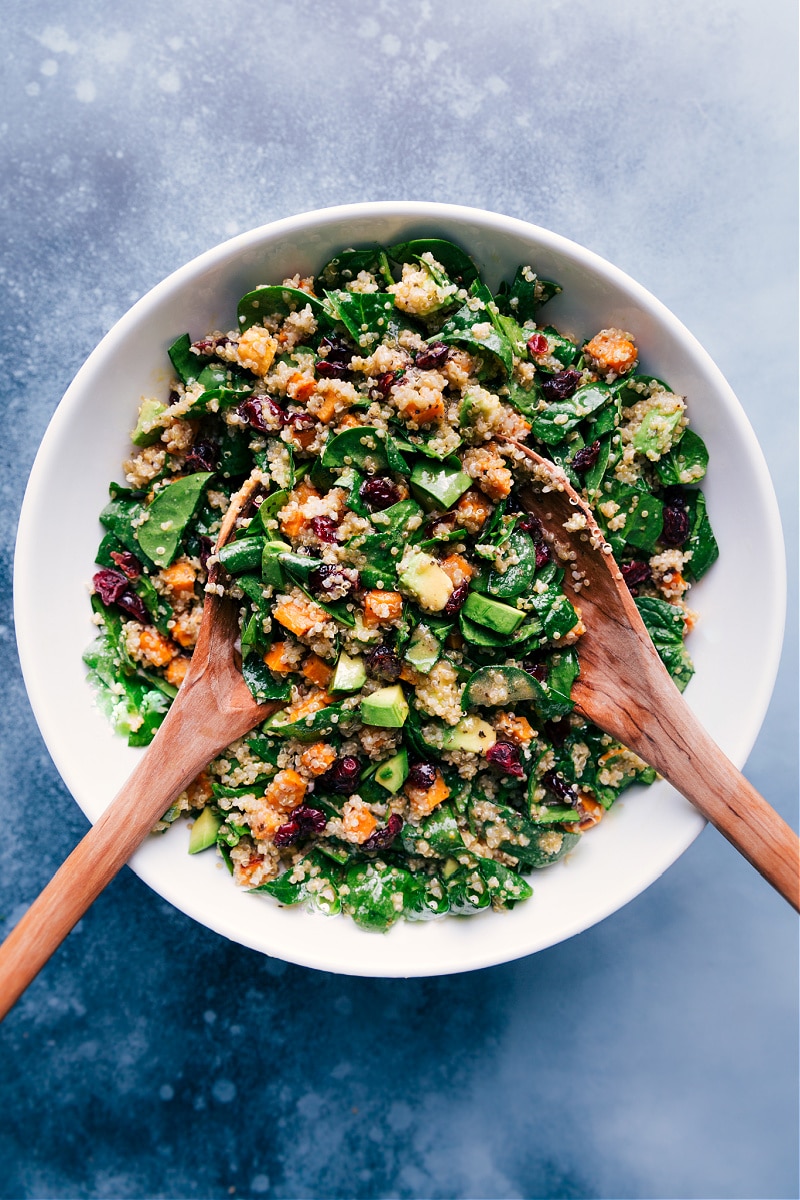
[441, 715, 497, 754]
[329, 651, 367, 695]
[410, 461, 472, 511]
[462, 591, 525, 634]
[360, 684, 409, 728]
[188, 807, 223, 854]
[374, 748, 410, 793]
[398, 550, 454, 613]
[131, 397, 168, 447]
[403, 623, 443, 674]
[261, 539, 290, 587]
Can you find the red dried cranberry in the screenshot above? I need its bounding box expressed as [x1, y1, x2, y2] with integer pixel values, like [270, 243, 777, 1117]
[414, 342, 449, 369]
[109, 550, 141, 580]
[363, 813, 404, 851]
[571, 440, 601, 473]
[517, 511, 543, 537]
[365, 644, 402, 682]
[442, 580, 470, 616]
[620, 561, 651, 592]
[486, 741, 525, 778]
[318, 335, 352, 365]
[369, 370, 402, 400]
[534, 541, 551, 569]
[541, 770, 579, 807]
[273, 805, 327, 848]
[116, 590, 149, 623]
[527, 333, 549, 357]
[323, 756, 361, 793]
[315, 359, 350, 379]
[93, 569, 129, 606]
[310, 516, 339, 544]
[198, 536, 214, 569]
[308, 563, 358, 600]
[239, 395, 285, 433]
[540, 369, 581, 401]
[661, 493, 690, 547]
[184, 439, 219, 473]
[544, 717, 571, 747]
[360, 476, 400, 512]
[407, 762, 437, 790]
[191, 335, 230, 355]
[522, 659, 548, 681]
[286, 411, 315, 431]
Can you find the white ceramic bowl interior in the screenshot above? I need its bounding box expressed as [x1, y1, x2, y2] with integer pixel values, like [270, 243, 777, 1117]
[14, 202, 785, 976]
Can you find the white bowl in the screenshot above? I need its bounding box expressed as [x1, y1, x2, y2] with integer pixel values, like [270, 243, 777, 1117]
[14, 202, 785, 976]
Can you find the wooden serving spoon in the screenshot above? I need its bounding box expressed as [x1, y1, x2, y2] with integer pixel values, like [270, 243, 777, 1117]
[0, 472, 276, 1020]
[507, 440, 798, 910]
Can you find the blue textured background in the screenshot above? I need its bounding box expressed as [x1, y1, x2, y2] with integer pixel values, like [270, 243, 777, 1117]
[1, 3, 797, 1198]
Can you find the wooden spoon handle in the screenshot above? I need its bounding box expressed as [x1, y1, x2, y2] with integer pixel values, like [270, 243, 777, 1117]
[628, 692, 799, 910]
[0, 688, 231, 1021]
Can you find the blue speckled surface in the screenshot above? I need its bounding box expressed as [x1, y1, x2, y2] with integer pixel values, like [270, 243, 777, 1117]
[1, 3, 797, 1198]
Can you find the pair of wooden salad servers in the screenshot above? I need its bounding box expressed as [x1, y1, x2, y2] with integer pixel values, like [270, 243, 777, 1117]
[0, 453, 796, 1021]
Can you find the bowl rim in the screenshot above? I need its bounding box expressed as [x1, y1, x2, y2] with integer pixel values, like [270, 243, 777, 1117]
[13, 201, 787, 975]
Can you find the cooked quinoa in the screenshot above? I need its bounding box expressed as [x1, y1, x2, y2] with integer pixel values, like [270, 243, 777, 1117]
[85, 236, 718, 931]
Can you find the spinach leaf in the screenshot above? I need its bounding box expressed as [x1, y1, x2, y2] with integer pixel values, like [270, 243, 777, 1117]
[683, 490, 719, 581]
[342, 861, 416, 931]
[168, 333, 211, 384]
[595, 480, 664, 555]
[253, 850, 343, 915]
[135, 472, 214, 568]
[436, 281, 514, 377]
[318, 245, 393, 289]
[387, 238, 479, 286]
[237, 284, 329, 333]
[496, 266, 561, 321]
[635, 596, 694, 691]
[240, 657, 293, 705]
[323, 290, 411, 350]
[530, 382, 611, 445]
[400, 803, 464, 858]
[655, 428, 710, 487]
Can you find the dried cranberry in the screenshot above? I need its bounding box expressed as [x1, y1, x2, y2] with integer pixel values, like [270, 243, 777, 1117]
[544, 717, 571, 747]
[369, 370, 402, 400]
[198, 536, 214, 569]
[527, 333, 549, 357]
[310, 516, 339, 544]
[360, 476, 400, 512]
[318, 335, 352, 365]
[620, 561, 651, 592]
[315, 359, 350, 379]
[363, 813, 404, 851]
[239, 394, 285, 432]
[540, 369, 581, 401]
[523, 659, 548, 682]
[517, 511, 543, 537]
[109, 550, 141, 580]
[415, 342, 449, 370]
[273, 805, 327, 847]
[184, 439, 218, 473]
[365, 644, 402, 682]
[442, 580, 470, 616]
[323, 756, 361, 793]
[486, 741, 525, 778]
[285, 411, 315, 431]
[308, 563, 358, 600]
[191, 335, 230, 355]
[93, 568, 129, 606]
[407, 762, 437, 790]
[661, 493, 690, 547]
[571, 440, 601, 473]
[116, 590, 149, 623]
[541, 770, 579, 807]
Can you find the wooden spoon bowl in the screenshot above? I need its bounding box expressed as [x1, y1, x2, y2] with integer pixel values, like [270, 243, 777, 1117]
[509, 440, 798, 910]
